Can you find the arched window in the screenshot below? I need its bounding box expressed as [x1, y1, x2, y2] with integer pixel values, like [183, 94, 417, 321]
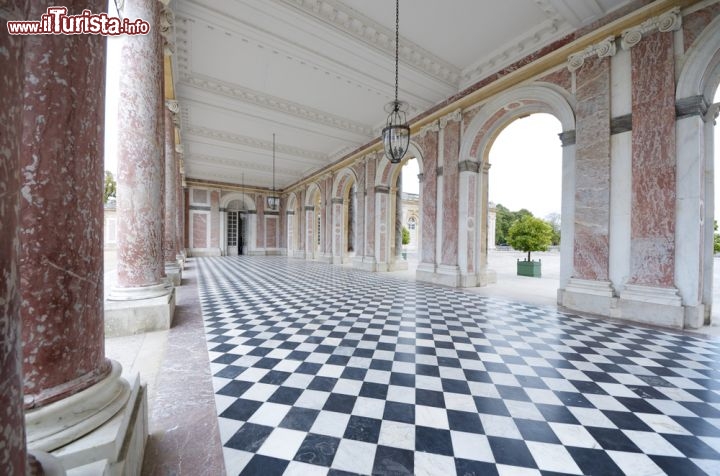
[408, 216, 417, 231]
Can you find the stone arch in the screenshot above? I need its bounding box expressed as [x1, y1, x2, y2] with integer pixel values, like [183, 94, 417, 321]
[675, 15, 720, 325]
[220, 191, 256, 211]
[375, 141, 426, 187]
[304, 182, 323, 259]
[460, 83, 576, 162]
[330, 168, 359, 264]
[332, 167, 358, 199]
[458, 83, 576, 288]
[373, 141, 425, 271]
[305, 182, 322, 206]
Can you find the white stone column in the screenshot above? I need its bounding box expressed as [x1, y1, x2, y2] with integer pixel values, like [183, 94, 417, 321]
[675, 106, 710, 328]
[163, 104, 181, 285]
[375, 185, 390, 271]
[608, 48, 632, 295]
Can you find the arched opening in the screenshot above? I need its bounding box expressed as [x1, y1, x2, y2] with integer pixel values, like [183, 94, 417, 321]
[286, 193, 298, 257]
[331, 169, 358, 265]
[380, 146, 423, 273]
[487, 113, 562, 302]
[305, 184, 322, 260]
[398, 157, 421, 268]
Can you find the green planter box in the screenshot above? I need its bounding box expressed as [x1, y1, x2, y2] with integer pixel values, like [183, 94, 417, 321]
[517, 259, 541, 277]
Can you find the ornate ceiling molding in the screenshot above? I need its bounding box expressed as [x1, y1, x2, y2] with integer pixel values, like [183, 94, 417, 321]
[185, 125, 327, 162]
[567, 36, 616, 72]
[182, 74, 373, 136]
[188, 154, 304, 176]
[620, 7, 681, 49]
[460, 1, 566, 87]
[274, 0, 461, 87]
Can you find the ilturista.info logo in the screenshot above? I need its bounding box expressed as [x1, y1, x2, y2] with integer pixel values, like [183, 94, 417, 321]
[6, 7, 150, 36]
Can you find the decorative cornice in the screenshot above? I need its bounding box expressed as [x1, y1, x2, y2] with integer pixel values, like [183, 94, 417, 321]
[610, 114, 633, 135]
[620, 7, 681, 50]
[181, 74, 372, 136]
[185, 125, 326, 161]
[461, 1, 565, 86]
[187, 154, 304, 176]
[275, 0, 460, 87]
[458, 160, 480, 174]
[558, 130, 576, 147]
[567, 36, 616, 72]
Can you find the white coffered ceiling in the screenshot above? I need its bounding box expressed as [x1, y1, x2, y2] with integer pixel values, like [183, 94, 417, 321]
[174, 0, 632, 189]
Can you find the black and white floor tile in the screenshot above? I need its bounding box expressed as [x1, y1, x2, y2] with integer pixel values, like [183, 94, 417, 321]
[197, 256, 720, 476]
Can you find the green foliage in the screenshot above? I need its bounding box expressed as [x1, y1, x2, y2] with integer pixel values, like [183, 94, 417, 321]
[401, 226, 411, 246]
[715, 220, 720, 254]
[104, 170, 117, 204]
[494, 204, 533, 245]
[545, 212, 561, 246]
[507, 215, 554, 262]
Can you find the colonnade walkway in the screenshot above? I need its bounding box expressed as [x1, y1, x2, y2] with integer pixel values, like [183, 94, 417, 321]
[108, 255, 720, 475]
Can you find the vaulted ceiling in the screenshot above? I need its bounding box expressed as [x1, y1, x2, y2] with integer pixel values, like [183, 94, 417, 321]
[173, 0, 632, 190]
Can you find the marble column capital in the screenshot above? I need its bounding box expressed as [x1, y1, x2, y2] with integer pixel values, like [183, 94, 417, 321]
[416, 120, 440, 140]
[458, 160, 480, 174]
[621, 7, 681, 50]
[160, 3, 175, 55]
[482, 162, 491, 173]
[439, 109, 462, 129]
[558, 130, 576, 147]
[567, 36, 616, 72]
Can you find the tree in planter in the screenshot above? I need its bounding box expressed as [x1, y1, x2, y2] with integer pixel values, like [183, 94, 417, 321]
[401, 226, 411, 246]
[507, 215, 554, 262]
[104, 170, 117, 204]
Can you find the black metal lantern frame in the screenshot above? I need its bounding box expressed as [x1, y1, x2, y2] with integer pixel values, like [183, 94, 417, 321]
[267, 133, 280, 211]
[382, 0, 409, 164]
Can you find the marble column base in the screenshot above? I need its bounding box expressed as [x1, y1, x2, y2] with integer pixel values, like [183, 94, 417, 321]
[165, 263, 182, 286]
[617, 284, 686, 329]
[388, 258, 408, 272]
[318, 253, 333, 263]
[104, 286, 176, 337]
[30, 451, 67, 476]
[188, 248, 221, 257]
[353, 256, 377, 272]
[559, 278, 616, 316]
[475, 268, 497, 286]
[292, 250, 306, 259]
[416, 264, 461, 287]
[176, 253, 185, 270]
[53, 372, 147, 476]
[26, 360, 130, 453]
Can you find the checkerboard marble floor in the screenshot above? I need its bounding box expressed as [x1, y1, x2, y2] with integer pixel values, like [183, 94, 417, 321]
[197, 256, 720, 476]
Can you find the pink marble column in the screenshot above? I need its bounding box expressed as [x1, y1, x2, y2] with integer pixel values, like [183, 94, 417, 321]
[629, 31, 676, 286]
[419, 132, 438, 266]
[0, 9, 27, 471]
[176, 155, 185, 261]
[353, 162, 365, 258]
[573, 56, 611, 280]
[442, 121, 461, 266]
[256, 196, 265, 249]
[114, 0, 167, 295]
[395, 174, 403, 259]
[164, 106, 179, 264]
[18, 0, 111, 411]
